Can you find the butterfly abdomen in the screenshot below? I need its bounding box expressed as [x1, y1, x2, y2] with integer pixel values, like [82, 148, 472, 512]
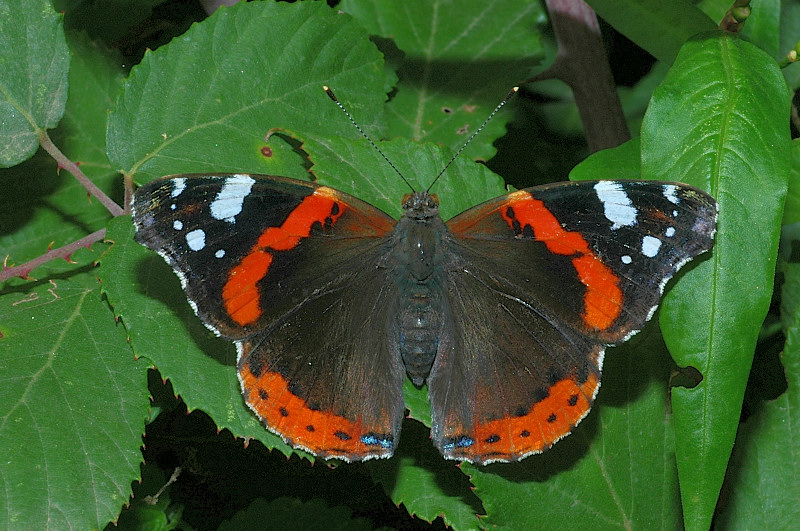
[391, 199, 449, 386]
[397, 284, 442, 386]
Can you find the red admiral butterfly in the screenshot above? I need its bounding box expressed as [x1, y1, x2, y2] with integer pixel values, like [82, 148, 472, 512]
[132, 168, 716, 464]
[133, 84, 716, 465]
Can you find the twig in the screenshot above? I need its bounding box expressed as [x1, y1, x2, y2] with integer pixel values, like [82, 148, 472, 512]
[0, 229, 107, 282]
[37, 131, 124, 217]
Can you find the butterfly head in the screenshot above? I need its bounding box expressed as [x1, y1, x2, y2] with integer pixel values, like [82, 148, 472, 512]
[402, 191, 440, 220]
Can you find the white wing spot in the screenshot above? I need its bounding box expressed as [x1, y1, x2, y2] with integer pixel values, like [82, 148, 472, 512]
[665, 226, 676, 237]
[210, 174, 256, 223]
[641, 235, 661, 258]
[170, 203, 177, 210]
[186, 229, 206, 251]
[173, 220, 183, 231]
[672, 210, 679, 217]
[171, 178, 187, 198]
[663, 184, 680, 204]
[594, 181, 637, 230]
[215, 249, 226, 259]
[621, 255, 632, 264]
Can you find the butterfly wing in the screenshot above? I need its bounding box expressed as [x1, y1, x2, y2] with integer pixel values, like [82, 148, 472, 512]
[429, 180, 716, 463]
[133, 174, 406, 461]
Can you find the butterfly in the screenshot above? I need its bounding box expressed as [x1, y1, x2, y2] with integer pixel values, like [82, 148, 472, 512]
[132, 170, 716, 464]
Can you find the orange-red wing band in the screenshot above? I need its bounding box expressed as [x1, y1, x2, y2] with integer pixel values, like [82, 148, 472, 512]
[239, 363, 394, 460]
[445, 372, 600, 463]
[222, 188, 345, 326]
[501, 191, 622, 331]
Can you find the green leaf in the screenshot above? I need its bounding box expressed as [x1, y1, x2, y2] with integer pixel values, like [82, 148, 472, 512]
[340, 0, 544, 161]
[0, 248, 150, 531]
[641, 33, 791, 530]
[569, 138, 641, 182]
[714, 254, 800, 529]
[474, 328, 681, 529]
[107, 1, 391, 183]
[58, 31, 123, 177]
[0, 0, 70, 167]
[586, 0, 716, 64]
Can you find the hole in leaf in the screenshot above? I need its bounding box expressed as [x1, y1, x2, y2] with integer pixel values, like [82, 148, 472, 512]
[671, 365, 703, 389]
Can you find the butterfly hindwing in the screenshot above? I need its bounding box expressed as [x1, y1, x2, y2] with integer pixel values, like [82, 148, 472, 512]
[428, 180, 716, 463]
[237, 251, 406, 461]
[133, 174, 406, 461]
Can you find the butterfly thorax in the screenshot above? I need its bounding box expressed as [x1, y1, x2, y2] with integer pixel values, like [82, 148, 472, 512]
[391, 191, 448, 386]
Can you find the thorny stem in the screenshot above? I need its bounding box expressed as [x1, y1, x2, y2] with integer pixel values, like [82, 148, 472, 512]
[1, 132, 124, 281]
[0, 229, 107, 282]
[37, 131, 124, 216]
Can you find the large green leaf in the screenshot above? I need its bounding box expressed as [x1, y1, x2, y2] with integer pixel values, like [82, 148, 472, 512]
[714, 252, 800, 528]
[0, 248, 149, 530]
[340, 0, 544, 161]
[107, 1, 391, 183]
[0, 0, 70, 167]
[641, 33, 790, 530]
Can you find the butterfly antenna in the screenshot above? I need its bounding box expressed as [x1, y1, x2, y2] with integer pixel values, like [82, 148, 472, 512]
[324, 86, 416, 192]
[426, 86, 519, 193]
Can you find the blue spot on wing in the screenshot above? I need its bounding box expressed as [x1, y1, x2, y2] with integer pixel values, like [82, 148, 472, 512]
[361, 433, 394, 449]
[442, 435, 474, 450]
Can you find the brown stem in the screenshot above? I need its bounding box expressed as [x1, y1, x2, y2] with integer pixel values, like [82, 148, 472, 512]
[535, 0, 630, 152]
